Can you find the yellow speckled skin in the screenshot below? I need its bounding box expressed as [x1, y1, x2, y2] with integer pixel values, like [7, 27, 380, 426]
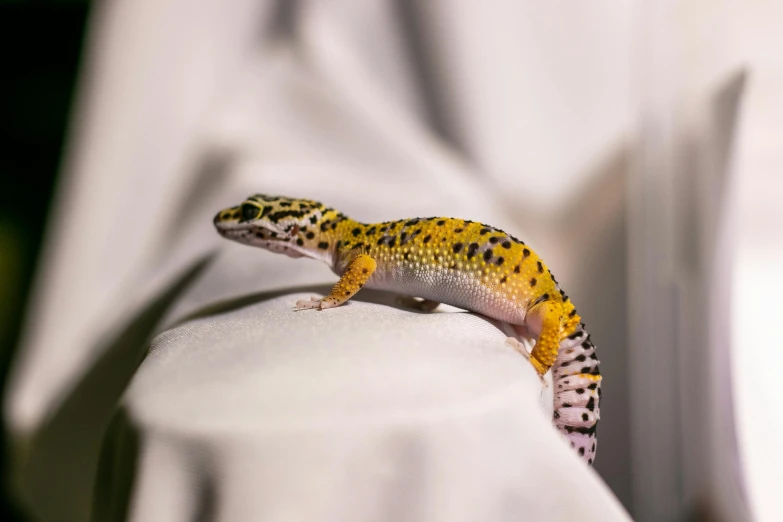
[214, 194, 602, 465]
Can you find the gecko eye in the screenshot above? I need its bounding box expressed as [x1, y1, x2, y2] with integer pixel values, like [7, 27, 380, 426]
[241, 203, 261, 221]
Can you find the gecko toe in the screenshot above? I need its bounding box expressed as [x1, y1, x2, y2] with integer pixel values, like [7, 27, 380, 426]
[295, 297, 322, 310]
[295, 296, 341, 310]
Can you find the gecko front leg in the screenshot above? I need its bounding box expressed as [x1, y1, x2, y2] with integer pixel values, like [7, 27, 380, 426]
[295, 254, 377, 310]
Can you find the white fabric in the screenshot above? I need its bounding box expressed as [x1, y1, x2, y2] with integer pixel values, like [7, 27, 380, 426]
[626, 3, 783, 522]
[7, 0, 655, 519]
[127, 292, 631, 522]
[726, 4, 783, 521]
[12, 0, 783, 516]
[6, 0, 636, 436]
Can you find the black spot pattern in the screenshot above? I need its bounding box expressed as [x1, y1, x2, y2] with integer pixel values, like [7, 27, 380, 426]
[268, 210, 307, 223]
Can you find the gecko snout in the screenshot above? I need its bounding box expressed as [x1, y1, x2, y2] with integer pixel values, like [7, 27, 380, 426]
[213, 206, 243, 228]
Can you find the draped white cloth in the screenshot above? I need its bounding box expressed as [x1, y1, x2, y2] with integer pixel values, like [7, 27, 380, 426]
[3, 0, 638, 519]
[12, 0, 782, 520]
[127, 291, 629, 522]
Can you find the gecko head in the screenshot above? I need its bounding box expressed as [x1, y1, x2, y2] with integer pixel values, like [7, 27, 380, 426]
[213, 194, 335, 259]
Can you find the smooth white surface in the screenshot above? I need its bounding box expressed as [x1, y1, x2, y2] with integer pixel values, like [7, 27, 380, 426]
[126, 292, 630, 522]
[132, 295, 545, 435]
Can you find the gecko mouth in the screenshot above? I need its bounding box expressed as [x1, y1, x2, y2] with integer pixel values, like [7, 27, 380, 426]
[213, 210, 301, 247]
[215, 222, 293, 245]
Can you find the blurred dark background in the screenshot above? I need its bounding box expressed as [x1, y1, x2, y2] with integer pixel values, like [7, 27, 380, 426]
[0, 2, 90, 519]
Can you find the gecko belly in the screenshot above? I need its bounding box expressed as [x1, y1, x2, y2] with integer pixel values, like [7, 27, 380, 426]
[361, 262, 528, 325]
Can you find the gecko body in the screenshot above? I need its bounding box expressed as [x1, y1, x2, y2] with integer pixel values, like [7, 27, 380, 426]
[214, 194, 601, 465]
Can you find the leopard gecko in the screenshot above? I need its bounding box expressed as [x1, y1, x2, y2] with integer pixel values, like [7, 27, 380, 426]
[214, 194, 602, 465]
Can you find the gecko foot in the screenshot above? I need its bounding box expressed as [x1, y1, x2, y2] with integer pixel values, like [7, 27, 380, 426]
[294, 296, 339, 311]
[506, 337, 548, 387]
[395, 296, 440, 312]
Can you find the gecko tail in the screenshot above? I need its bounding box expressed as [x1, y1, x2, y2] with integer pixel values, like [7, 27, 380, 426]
[552, 325, 601, 465]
